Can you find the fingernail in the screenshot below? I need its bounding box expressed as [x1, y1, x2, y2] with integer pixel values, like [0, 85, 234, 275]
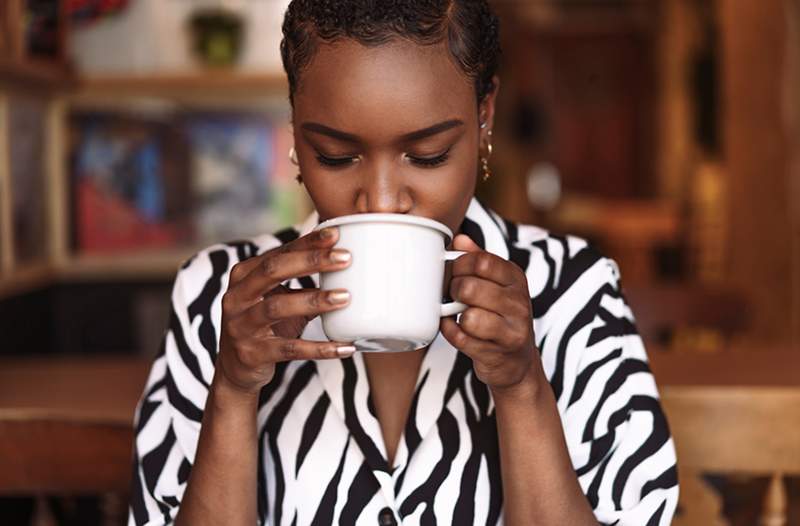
[320, 227, 336, 239]
[336, 346, 356, 357]
[328, 290, 350, 304]
[330, 250, 351, 264]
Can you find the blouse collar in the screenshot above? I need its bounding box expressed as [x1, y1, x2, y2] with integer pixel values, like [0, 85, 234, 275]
[298, 197, 508, 482]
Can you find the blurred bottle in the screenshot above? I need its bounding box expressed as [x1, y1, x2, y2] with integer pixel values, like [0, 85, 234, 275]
[688, 158, 727, 284]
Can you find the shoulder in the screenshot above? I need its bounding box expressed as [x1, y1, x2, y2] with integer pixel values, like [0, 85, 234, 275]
[495, 215, 622, 311]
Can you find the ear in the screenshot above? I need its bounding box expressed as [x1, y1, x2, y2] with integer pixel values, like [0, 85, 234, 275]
[478, 75, 501, 145]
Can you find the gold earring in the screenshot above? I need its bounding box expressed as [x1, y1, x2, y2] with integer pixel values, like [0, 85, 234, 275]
[480, 131, 493, 182]
[481, 157, 491, 182]
[289, 146, 299, 166]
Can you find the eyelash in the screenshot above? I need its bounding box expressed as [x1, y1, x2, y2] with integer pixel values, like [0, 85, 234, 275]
[315, 148, 451, 168]
[409, 150, 450, 167]
[314, 155, 355, 167]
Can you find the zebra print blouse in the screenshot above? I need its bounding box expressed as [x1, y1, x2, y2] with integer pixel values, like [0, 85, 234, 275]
[128, 197, 679, 526]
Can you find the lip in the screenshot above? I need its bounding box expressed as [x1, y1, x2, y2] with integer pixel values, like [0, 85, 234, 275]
[314, 213, 454, 244]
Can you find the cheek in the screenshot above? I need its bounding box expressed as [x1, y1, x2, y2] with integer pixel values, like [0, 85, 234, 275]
[301, 171, 355, 219]
[414, 145, 478, 229]
[414, 164, 473, 207]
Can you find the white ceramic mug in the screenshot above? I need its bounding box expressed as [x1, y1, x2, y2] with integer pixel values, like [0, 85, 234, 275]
[314, 213, 467, 352]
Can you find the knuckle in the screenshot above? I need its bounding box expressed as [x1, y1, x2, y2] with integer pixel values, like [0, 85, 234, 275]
[225, 318, 243, 340]
[476, 253, 493, 274]
[261, 255, 278, 278]
[237, 346, 255, 368]
[229, 262, 247, 282]
[460, 308, 476, 328]
[450, 278, 462, 299]
[229, 336, 250, 363]
[459, 279, 477, 302]
[279, 340, 298, 360]
[465, 310, 486, 334]
[263, 297, 282, 319]
[317, 345, 332, 359]
[308, 249, 322, 268]
[453, 327, 470, 347]
[221, 291, 237, 313]
[307, 291, 322, 309]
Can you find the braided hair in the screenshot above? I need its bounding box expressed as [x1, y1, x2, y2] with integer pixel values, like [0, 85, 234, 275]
[280, 0, 501, 107]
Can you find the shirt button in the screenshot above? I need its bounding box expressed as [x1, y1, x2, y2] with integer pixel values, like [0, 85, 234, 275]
[377, 507, 397, 526]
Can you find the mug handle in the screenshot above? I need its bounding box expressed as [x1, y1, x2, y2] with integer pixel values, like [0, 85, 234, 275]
[440, 250, 468, 317]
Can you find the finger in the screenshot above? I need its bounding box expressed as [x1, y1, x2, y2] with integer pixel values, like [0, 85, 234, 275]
[229, 227, 340, 285]
[451, 250, 520, 287]
[457, 306, 515, 346]
[239, 288, 350, 328]
[440, 316, 504, 358]
[265, 338, 356, 362]
[233, 247, 351, 304]
[453, 233, 481, 253]
[450, 276, 528, 319]
[227, 287, 310, 337]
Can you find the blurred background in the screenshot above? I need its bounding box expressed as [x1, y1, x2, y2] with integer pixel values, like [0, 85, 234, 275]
[0, 0, 797, 525]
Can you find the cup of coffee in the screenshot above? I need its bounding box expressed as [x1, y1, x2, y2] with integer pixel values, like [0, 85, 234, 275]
[314, 213, 467, 352]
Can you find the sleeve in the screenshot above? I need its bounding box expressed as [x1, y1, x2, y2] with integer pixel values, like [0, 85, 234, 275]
[538, 246, 679, 526]
[127, 248, 230, 526]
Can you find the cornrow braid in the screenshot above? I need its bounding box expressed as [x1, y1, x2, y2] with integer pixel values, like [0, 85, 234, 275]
[280, 0, 500, 107]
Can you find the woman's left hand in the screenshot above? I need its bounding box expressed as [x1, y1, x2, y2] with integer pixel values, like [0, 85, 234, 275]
[440, 234, 541, 392]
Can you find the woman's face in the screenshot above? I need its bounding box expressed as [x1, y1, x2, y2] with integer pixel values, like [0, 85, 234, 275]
[291, 38, 497, 236]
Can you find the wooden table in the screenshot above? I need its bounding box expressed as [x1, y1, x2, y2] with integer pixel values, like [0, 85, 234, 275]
[0, 356, 152, 424]
[648, 346, 800, 526]
[0, 348, 798, 525]
[648, 346, 800, 387]
[0, 347, 796, 423]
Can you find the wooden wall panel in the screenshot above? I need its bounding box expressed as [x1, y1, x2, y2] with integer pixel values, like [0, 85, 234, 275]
[719, 0, 795, 345]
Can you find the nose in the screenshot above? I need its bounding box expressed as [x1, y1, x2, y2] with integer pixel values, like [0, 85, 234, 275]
[355, 159, 413, 214]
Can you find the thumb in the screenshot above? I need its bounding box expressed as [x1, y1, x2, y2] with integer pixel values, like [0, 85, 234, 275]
[453, 234, 481, 253]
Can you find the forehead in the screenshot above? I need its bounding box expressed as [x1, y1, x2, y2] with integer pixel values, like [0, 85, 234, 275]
[293, 38, 475, 136]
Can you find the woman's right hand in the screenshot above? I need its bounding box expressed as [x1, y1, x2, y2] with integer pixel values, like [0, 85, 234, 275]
[215, 226, 354, 396]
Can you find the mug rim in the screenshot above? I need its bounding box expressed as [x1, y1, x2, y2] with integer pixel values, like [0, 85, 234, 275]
[314, 213, 454, 243]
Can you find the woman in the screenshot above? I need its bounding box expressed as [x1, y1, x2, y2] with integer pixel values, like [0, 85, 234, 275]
[129, 1, 679, 525]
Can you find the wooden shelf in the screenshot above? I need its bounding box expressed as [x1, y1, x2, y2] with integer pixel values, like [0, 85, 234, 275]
[0, 58, 75, 91]
[0, 263, 53, 299]
[71, 71, 289, 108]
[55, 247, 199, 282]
[0, 247, 200, 298]
[1, 67, 290, 300]
[495, 0, 656, 35]
[551, 196, 679, 244]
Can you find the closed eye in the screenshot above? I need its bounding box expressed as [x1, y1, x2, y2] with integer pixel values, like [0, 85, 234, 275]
[314, 146, 453, 168]
[406, 146, 452, 167]
[315, 154, 357, 167]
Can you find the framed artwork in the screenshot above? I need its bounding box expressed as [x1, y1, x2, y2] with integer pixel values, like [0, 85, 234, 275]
[69, 111, 193, 253]
[68, 108, 307, 254]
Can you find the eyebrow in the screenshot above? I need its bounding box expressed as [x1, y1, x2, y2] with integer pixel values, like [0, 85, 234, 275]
[300, 119, 464, 144]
